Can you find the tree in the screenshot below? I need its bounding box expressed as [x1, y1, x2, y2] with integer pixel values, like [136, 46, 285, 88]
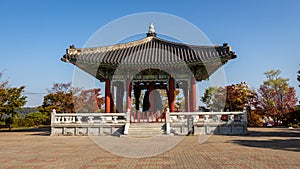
[227, 83, 261, 126]
[284, 105, 300, 127]
[74, 88, 104, 113]
[39, 83, 78, 114]
[201, 86, 225, 111]
[175, 90, 184, 112]
[202, 82, 261, 125]
[225, 82, 259, 111]
[0, 73, 27, 125]
[24, 112, 49, 126]
[201, 83, 258, 112]
[258, 70, 298, 126]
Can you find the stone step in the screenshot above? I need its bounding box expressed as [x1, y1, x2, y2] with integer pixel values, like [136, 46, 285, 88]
[129, 127, 163, 130]
[121, 134, 157, 138]
[128, 123, 165, 136]
[129, 123, 165, 128]
[128, 128, 164, 133]
[128, 132, 164, 135]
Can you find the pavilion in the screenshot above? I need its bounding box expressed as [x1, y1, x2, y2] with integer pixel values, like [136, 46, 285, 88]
[61, 24, 236, 121]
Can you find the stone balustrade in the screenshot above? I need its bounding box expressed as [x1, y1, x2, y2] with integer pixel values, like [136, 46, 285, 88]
[165, 108, 248, 135]
[51, 108, 248, 136]
[51, 109, 127, 124]
[50, 109, 128, 136]
[168, 111, 246, 123]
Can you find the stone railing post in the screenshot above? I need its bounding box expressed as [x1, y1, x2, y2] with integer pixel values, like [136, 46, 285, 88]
[165, 108, 170, 135]
[124, 109, 131, 135]
[216, 115, 222, 123]
[243, 107, 247, 123]
[242, 108, 248, 133]
[51, 109, 56, 124]
[50, 109, 56, 136]
[228, 114, 234, 122]
[126, 108, 130, 122]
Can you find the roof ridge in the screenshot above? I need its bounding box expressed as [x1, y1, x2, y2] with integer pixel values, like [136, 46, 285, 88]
[75, 37, 154, 53]
[69, 36, 223, 55]
[152, 37, 216, 48]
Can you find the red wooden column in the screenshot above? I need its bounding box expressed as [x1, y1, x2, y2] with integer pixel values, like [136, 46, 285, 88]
[169, 78, 175, 112]
[126, 79, 132, 111]
[190, 77, 197, 112]
[110, 83, 114, 113]
[105, 78, 111, 113]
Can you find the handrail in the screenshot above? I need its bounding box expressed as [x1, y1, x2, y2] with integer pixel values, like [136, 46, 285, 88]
[53, 113, 127, 116]
[51, 109, 127, 124]
[169, 112, 243, 116]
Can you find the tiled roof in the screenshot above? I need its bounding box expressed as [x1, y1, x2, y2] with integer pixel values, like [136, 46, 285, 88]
[62, 36, 236, 66]
[61, 35, 237, 82]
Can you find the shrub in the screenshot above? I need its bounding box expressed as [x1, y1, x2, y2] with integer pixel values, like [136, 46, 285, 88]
[24, 112, 49, 126]
[248, 111, 263, 126]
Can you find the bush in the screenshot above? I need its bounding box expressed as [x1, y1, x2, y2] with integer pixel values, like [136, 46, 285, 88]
[25, 112, 49, 126]
[248, 111, 263, 126]
[8, 112, 50, 128]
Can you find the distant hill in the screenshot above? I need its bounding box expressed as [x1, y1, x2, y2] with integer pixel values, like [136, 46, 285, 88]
[17, 107, 39, 117]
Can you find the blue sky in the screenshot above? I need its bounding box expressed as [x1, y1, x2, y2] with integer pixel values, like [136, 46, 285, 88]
[0, 0, 299, 107]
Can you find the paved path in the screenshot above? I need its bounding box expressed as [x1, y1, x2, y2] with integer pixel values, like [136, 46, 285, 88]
[0, 128, 300, 169]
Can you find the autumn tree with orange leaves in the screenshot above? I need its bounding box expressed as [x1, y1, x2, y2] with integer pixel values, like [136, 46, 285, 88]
[258, 70, 297, 126]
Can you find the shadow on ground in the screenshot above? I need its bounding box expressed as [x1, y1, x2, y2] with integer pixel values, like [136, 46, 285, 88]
[231, 139, 300, 152]
[230, 128, 300, 152]
[0, 127, 51, 136]
[245, 128, 300, 137]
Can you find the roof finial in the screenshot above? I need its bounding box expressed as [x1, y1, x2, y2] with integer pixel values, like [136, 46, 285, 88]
[147, 23, 157, 37]
[149, 23, 155, 33]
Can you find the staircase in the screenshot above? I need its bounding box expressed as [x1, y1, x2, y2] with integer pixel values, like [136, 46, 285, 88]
[127, 123, 165, 138]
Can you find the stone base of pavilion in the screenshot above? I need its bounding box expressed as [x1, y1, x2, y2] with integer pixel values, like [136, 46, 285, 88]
[50, 109, 248, 136]
[168, 111, 248, 136]
[170, 122, 247, 135]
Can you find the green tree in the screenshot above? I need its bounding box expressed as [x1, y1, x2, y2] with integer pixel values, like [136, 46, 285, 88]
[17, 107, 39, 117]
[0, 73, 27, 125]
[24, 112, 48, 126]
[202, 83, 261, 125]
[201, 86, 225, 111]
[175, 92, 184, 112]
[39, 83, 79, 115]
[258, 70, 298, 126]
